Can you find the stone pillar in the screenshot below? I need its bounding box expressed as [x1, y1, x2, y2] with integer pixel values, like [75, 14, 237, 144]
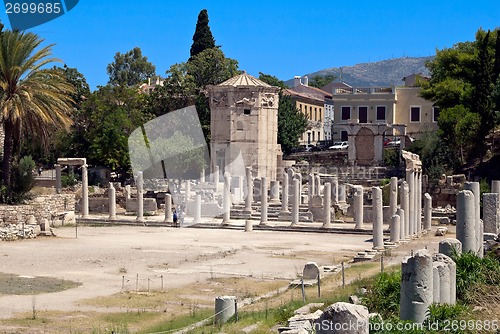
[354, 186, 364, 229]
[389, 177, 398, 217]
[400, 249, 433, 323]
[223, 172, 231, 224]
[397, 208, 405, 241]
[287, 168, 294, 198]
[213, 165, 220, 184]
[55, 164, 62, 194]
[291, 178, 300, 226]
[432, 253, 456, 305]
[400, 181, 410, 239]
[199, 169, 205, 183]
[491, 180, 500, 194]
[439, 238, 462, 258]
[214, 296, 236, 325]
[308, 173, 314, 210]
[136, 171, 144, 223]
[372, 187, 384, 250]
[164, 193, 173, 223]
[245, 220, 253, 232]
[281, 173, 289, 213]
[456, 190, 476, 254]
[244, 167, 253, 213]
[269, 180, 280, 204]
[424, 193, 432, 231]
[108, 182, 116, 220]
[407, 170, 415, 236]
[464, 182, 482, 257]
[390, 214, 400, 243]
[193, 193, 201, 224]
[314, 302, 369, 334]
[185, 180, 191, 201]
[260, 177, 268, 225]
[483, 193, 500, 235]
[315, 173, 321, 196]
[338, 184, 346, 203]
[82, 164, 89, 218]
[331, 177, 339, 204]
[322, 182, 332, 228]
[125, 185, 131, 200]
[297, 173, 303, 203]
[417, 172, 422, 235]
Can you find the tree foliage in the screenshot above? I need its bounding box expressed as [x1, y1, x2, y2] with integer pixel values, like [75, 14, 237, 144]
[308, 74, 337, 89]
[258, 72, 287, 88]
[277, 92, 308, 154]
[189, 9, 216, 60]
[0, 29, 74, 202]
[107, 47, 156, 87]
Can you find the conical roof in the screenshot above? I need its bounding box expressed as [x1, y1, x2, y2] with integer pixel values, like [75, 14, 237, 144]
[218, 71, 271, 87]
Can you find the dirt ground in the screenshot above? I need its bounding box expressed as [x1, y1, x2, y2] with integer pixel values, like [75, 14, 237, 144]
[0, 223, 451, 333]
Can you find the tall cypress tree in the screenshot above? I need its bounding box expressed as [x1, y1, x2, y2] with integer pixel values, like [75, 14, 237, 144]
[189, 9, 216, 60]
[493, 29, 500, 84]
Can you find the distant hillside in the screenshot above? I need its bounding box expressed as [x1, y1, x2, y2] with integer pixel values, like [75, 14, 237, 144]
[286, 56, 434, 88]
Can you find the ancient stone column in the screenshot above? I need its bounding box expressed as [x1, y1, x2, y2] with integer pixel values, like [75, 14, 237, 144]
[185, 180, 191, 201]
[244, 167, 253, 213]
[136, 171, 144, 223]
[400, 249, 433, 323]
[269, 180, 280, 204]
[291, 178, 300, 226]
[397, 208, 405, 240]
[456, 190, 476, 253]
[223, 172, 231, 224]
[315, 173, 321, 196]
[287, 168, 293, 198]
[338, 184, 346, 203]
[82, 164, 89, 218]
[193, 193, 201, 224]
[164, 193, 173, 223]
[354, 186, 364, 229]
[400, 182, 409, 239]
[432, 253, 456, 305]
[199, 169, 205, 183]
[308, 173, 314, 210]
[390, 214, 400, 243]
[55, 164, 62, 194]
[260, 177, 268, 225]
[322, 182, 332, 228]
[372, 187, 384, 250]
[213, 165, 220, 184]
[125, 185, 131, 200]
[330, 176, 339, 204]
[463, 182, 482, 257]
[108, 182, 116, 220]
[483, 193, 500, 235]
[407, 170, 415, 236]
[389, 177, 398, 217]
[314, 302, 369, 334]
[438, 238, 462, 258]
[281, 173, 289, 213]
[491, 180, 500, 194]
[417, 172, 422, 235]
[214, 296, 236, 325]
[297, 173, 303, 203]
[424, 193, 432, 232]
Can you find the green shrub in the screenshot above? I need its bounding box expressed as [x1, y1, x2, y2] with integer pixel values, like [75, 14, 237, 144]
[383, 149, 400, 167]
[61, 172, 78, 187]
[1, 156, 36, 204]
[361, 271, 401, 319]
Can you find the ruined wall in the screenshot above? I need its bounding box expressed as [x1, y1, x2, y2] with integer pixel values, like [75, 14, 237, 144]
[0, 194, 75, 225]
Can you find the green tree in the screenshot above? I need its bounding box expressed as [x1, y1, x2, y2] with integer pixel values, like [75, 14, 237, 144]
[0, 29, 74, 202]
[277, 93, 308, 154]
[258, 72, 287, 89]
[189, 9, 216, 60]
[107, 47, 156, 87]
[308, 74, 337, 89]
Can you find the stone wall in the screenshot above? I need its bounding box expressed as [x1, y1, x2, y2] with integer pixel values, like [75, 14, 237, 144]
[0, 194, 75, 225]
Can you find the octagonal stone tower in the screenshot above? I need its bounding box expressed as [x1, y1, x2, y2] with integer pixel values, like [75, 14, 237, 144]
[208, 72, 281, 181]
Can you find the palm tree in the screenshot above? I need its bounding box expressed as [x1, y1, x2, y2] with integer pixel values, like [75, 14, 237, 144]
[0, 29, 74, 200]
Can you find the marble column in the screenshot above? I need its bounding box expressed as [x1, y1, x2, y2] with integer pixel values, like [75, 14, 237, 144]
[407, 170, 415, 236]
[338, 184, 346, 203]
[193, 193, 201, 224]
[438, 238, 462, 258]
[390, 214, 400, 243]
[432, 253, 456, 305]
[315, 173, 321, 196]
[400, 249, 433, 324]
[417, 172, 422, 235]
[55, 164, 62, 194]
[269, 180, 281, 204]
[372, 187, 384, 250]
[322, 182, 332, 228]
[82, 164, 89, 218]
[330, 176, 339, 204]
[244, 167, 253, 213]
[108, 182, 116, 220]
[281, 173, 290, 213]
[456, 190, 476, 254]
[464, 182, 482, 258]
[354, 186, 364, 229]
[397, 208, 405, 240]
[164, 193, 173, 223]
[291, 178, 300, 226]
[260, 177, 268, 225]
[389, 177, 398, 217]
[424, 193, 432, 231]
[223, 172, 231, 224]
[136, 171, 144, 223]
[308, 173, 314, 210]
[483, 193, 500, 235]
[199, 169, 205, 183]
[491, 180, 500, 194]
[185, 180, 191, 201]
[213, 165, 220, 184]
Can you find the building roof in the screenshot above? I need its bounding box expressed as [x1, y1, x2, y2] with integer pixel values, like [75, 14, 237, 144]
[218, 71, 272, 87]
[290, 84, 333, 100]
[321, 81, 352, 94]
[283, 88, 324, 103]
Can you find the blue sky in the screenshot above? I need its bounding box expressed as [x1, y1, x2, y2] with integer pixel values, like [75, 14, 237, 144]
[1, 1, 499, 90]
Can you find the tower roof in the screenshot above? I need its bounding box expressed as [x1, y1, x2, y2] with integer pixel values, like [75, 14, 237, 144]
[218, 71, 271, 87]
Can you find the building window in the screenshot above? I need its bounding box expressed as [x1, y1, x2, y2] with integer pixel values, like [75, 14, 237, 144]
[315, 107, 318, 121]
[376, 106, 386, 121]
[244, 109, 251, 115]
[359, 106, 368, 123]
[319, 108, 322, 120]
[433, 106, 440, 122]
[312, 131, 315, 142]
[310, 106, 313, 119]
[410, 106, 421, 122]
[299, 104, 302, 112]
[341, 106, 351, 121]
[236, 121, 244, 131]
[341, 130, 348, 141]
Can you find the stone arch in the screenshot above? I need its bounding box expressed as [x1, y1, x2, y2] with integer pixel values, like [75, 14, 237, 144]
[355, 127, 375, 165]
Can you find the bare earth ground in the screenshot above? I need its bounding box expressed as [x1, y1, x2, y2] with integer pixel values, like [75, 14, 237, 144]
[0, 221, 450, 333]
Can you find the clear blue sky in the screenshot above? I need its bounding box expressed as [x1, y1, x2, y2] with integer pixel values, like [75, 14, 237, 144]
[1, 1, 499, 90]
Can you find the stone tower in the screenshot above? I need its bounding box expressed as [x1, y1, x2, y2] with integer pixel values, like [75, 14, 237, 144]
[208, 72, 281, 181]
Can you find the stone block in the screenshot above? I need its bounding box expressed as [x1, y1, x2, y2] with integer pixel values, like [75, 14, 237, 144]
[303, 262, 320, 280]
[314, 302, 369, 334]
